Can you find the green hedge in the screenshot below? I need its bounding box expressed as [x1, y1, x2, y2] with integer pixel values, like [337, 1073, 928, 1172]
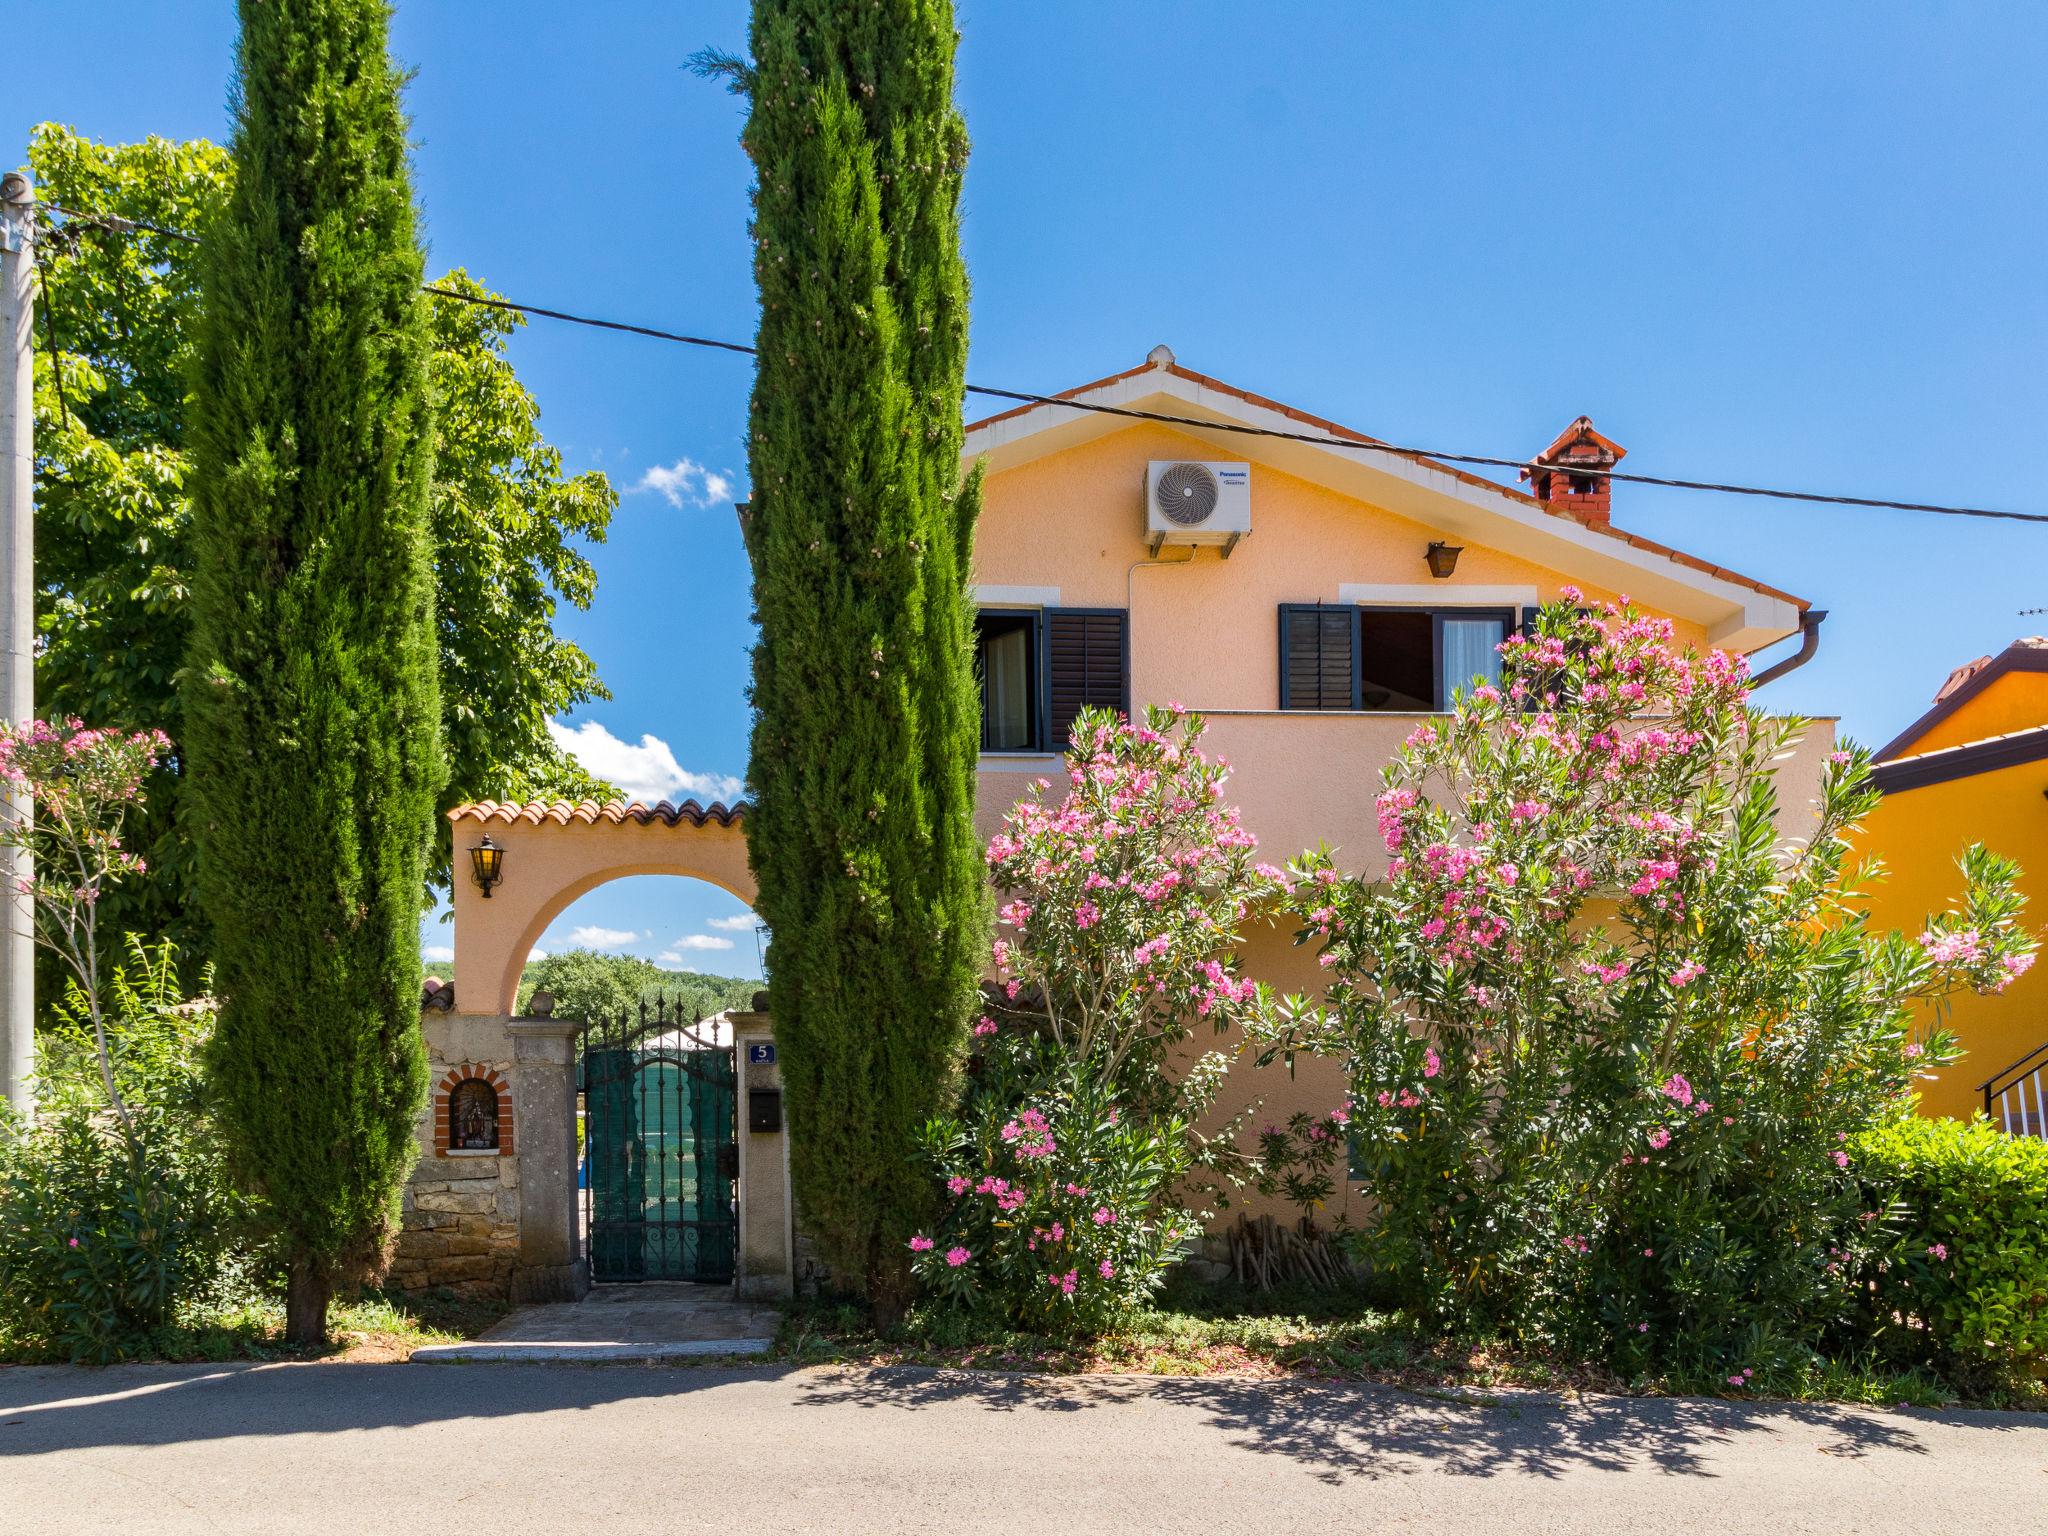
[1853, 1115, 2048, 1384]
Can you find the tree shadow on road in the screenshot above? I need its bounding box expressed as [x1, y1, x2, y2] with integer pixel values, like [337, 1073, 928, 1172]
[790, 1366, 2021, 1484]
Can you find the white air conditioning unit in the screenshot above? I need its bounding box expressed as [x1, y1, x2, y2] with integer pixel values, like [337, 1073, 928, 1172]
[1145, 460, 1251, 555]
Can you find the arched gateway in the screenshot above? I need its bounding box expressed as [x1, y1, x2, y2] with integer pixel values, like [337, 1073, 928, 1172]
[391, 799, 792, 1306]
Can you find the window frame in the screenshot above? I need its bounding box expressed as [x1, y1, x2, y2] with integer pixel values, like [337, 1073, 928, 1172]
[973, 606, 1046, 754]
[1280, 603, 1519, 712]
[974, 604, 1130, 755]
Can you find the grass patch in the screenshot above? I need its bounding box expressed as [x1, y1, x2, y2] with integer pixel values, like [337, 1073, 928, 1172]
[0, 1286, 508, 1367]
[774, 1273, 2039, 1411]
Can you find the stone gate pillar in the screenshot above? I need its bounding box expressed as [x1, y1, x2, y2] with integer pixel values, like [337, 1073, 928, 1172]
[732, 1010, 793, 1299]
[507, 1012, 588, 1303]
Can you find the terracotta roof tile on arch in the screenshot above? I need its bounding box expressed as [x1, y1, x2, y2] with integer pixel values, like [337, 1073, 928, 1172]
[446, 798, 748, 828]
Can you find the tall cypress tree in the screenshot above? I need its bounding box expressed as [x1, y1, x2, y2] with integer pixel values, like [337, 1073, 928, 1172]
[734, 1, 988, 1314]
[184, 0, 442, 1346]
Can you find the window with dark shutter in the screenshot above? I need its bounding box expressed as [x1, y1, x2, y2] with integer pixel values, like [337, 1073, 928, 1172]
[1044, 608, 1128, 751]
[1279, 605, 1358, 710]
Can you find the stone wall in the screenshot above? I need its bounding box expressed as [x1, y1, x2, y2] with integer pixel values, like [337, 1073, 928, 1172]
[388, 1013, 524, 1298]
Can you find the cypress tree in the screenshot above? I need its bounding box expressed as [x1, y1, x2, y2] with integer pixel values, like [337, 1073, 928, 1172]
[735, 1, 988, 1315]
[184, 0, 442, 1346]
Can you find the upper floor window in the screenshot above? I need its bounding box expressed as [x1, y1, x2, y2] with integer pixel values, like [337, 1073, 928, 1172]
[974, 607, 1128, 754]
[1279, 604, 1515, 712]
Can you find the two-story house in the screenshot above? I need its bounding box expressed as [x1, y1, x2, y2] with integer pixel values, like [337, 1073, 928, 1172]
[963, 347, 1834, 1220]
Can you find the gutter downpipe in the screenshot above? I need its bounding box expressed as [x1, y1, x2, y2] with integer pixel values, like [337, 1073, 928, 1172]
[1750, 609, 1827, 690]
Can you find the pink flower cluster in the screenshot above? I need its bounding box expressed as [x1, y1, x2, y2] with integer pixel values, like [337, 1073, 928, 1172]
[1000, 1108, 1057, 1161]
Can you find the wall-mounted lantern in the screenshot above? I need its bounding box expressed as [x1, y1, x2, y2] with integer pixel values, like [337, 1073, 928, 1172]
[1424, 541, 1463, 579]
[468, 834, 505, 898]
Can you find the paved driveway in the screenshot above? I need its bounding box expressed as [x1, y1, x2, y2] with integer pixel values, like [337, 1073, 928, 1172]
[2, 1361, 2043, 1534]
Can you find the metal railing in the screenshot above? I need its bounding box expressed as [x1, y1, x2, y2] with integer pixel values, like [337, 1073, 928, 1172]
[1981, 1040, 2048, 1138]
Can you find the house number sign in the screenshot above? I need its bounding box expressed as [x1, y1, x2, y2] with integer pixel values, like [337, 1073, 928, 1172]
[747, 1042, 777, 1065]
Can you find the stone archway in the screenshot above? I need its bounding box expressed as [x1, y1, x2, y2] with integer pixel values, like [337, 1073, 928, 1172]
[445, 799, 755, 1018]
[394, 798, 785, 1308]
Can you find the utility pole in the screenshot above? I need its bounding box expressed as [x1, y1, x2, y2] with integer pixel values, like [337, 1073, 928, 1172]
[0, 171, 35, 1117]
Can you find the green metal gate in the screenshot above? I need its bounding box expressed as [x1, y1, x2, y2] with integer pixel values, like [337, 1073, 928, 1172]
[581, 999, 738, 1283]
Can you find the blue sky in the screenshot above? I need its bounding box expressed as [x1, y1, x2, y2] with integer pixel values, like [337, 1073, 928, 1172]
[19, 2, 2048, 977]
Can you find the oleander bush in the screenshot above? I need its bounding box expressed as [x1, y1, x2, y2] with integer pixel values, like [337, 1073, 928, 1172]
[1260, 598, 2036, 1378]
[0, 943, 252, 1363]
[912, 708, 1281, 1331]
[1852, 1114, 2048, 1388]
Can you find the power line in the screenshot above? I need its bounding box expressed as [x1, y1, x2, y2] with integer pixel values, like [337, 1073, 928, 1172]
[36, 200, 2048, 526]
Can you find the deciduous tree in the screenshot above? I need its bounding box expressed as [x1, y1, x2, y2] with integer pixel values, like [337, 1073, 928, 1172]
[27, 124, 613, 972]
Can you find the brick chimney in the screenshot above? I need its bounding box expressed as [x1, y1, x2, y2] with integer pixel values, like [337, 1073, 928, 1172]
[1522, 416, 1626, 528]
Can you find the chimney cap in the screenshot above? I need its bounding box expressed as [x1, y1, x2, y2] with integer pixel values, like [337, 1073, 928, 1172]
[1146, 343, 1176, 368]
[1530, 415, 1626, 470]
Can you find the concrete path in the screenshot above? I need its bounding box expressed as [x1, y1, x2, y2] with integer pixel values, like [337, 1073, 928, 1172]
[411, 1281, 780, 1362]
[3, 1360, 2044, 1534]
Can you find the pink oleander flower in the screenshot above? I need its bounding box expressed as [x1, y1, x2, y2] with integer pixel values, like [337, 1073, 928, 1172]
[945, 1246, 971, 1267]
[1423, 1048, 1441, 1079]
[1092, 1207, 1115, 1226]
[946, 1175, 971, 1195]
[1661, 1073, 1694, 1107]
[1099, 1260, 1115, 1278]
[1833, 1150, 1850, 1168]
[1668, 960, 1706, 988]
[1916, 928, 1987, 965]
[1927, 1243, 1949, 1261]
[972, 1016, 998, 1038]
[1646, 1128, 1671, 1151]
[909, 1235, 935, 1252]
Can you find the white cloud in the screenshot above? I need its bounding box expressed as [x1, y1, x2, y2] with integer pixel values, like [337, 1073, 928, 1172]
[423, 943, 455, 963]
[635, 458, 737, 510]
[670, 933, 735, 952]
[527, 947, 549, 962]
[568, 925, 639, 950]
[547, 719, 745, 806]
[706, 913, 759, 932]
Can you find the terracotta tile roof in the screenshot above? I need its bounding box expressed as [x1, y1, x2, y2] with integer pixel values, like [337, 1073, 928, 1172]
[965, 358, 1808, 613]
[1874, 638, 2048, 762]
[447, 798, 747, 827]
[1869, 724, 2048, 794]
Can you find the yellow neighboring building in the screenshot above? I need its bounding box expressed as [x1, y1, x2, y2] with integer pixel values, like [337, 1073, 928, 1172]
[1866, 639, 2048, 1132]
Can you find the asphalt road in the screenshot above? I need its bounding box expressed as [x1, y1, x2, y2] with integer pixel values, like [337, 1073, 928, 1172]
[3, 1361, 2044, 1534]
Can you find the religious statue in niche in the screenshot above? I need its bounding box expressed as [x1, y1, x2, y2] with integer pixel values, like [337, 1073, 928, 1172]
[450, 1078, 500, 1152]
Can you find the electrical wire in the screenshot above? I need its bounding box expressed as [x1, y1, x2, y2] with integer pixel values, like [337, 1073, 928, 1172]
[34, 201, 2048, 526]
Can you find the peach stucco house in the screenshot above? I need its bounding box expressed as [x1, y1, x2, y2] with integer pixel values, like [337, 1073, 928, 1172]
[963, 346, 1834, 1222]
[428, 348, 1840, 1297]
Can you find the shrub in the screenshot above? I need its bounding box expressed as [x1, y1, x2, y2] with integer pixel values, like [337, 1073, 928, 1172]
[1261, 599, 2035, 1371]
[913, 1034, 1194, 1333]
[983, 705, 1282, 1195]
[0, 943, 251, 1363]
[1853, 1115, 2048, 1386]
[914, 707, 1280, 1330]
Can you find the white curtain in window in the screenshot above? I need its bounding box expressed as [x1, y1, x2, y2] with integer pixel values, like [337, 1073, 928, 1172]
[1440, 616, 1507, 706]
[985, 625, 1032, 749]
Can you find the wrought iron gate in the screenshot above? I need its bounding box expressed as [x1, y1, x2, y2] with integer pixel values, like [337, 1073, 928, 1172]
[581, 998, 738, 1283]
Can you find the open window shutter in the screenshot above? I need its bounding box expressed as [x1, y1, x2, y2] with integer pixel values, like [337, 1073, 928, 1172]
[1045, 609, 1128, 750]
[1280, 605, 1357, 710]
